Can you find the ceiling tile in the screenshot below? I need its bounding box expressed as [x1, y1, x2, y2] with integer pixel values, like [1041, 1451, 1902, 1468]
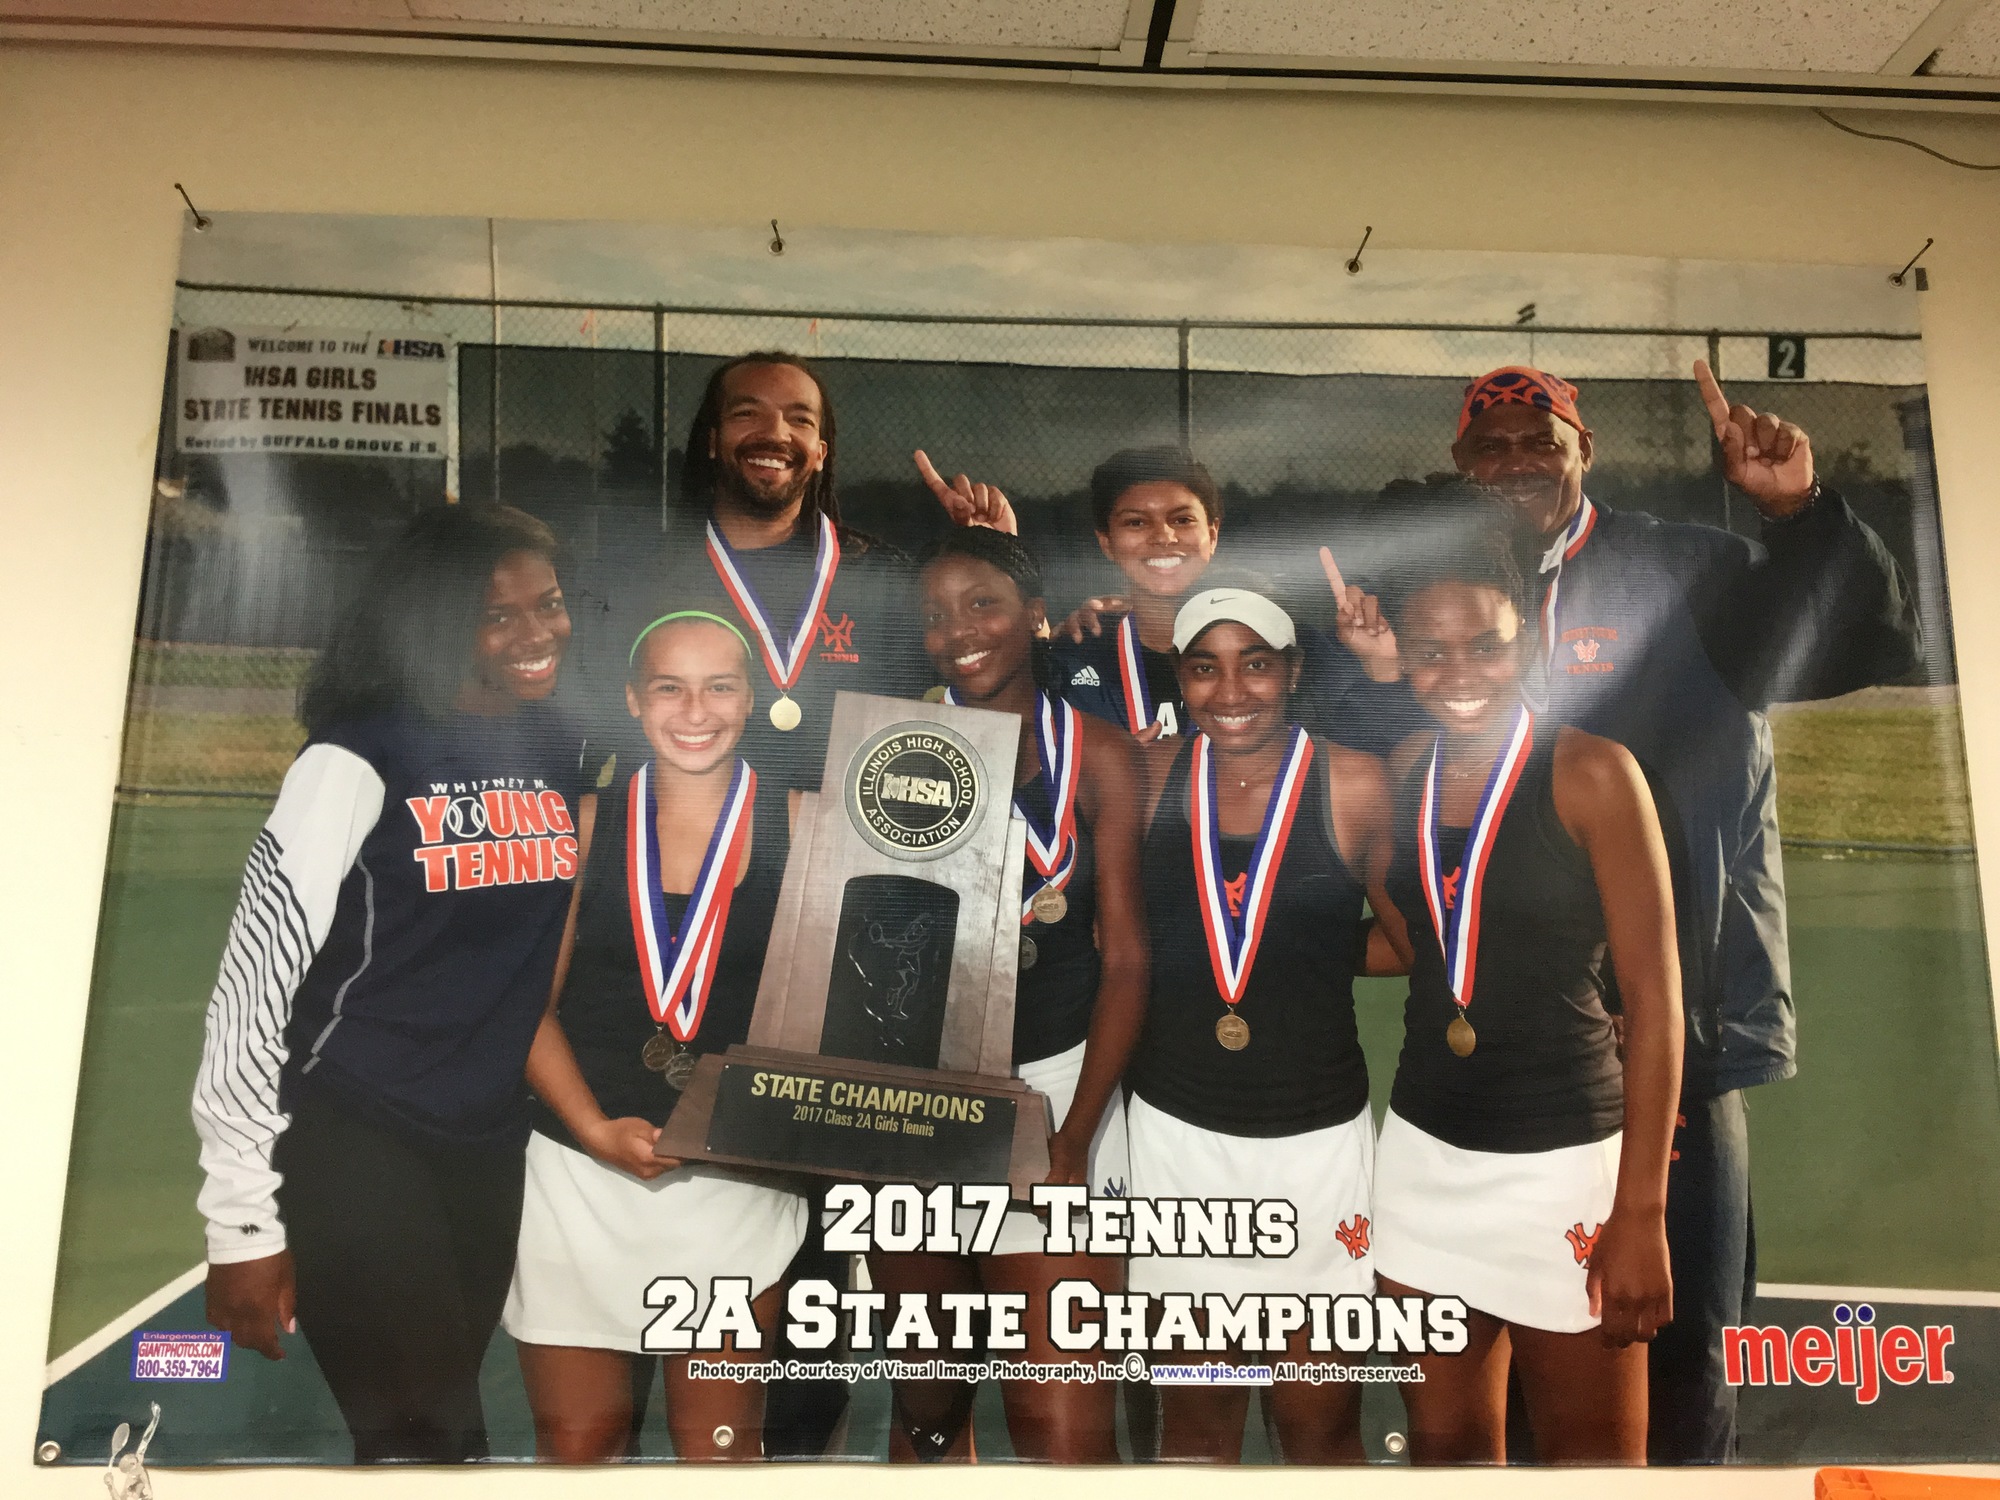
[406, 0, 1131, 49]
[1929, 0, 2000, 73]
[1192, 0, 1939, 74]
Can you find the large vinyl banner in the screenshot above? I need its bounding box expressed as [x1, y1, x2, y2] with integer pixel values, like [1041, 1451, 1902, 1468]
[36, 215, 1998, 1475]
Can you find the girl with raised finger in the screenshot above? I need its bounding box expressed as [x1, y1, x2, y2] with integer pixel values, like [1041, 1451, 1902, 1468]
[1369, 495, 1682, 1465]
[1125, 581, 1406, 1465]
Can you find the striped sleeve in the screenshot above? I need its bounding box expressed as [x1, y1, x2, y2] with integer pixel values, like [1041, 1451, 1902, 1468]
[192, 742, 385, 1264]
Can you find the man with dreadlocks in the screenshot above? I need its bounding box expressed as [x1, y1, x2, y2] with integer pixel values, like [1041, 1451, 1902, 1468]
[572, 352, 930, 794]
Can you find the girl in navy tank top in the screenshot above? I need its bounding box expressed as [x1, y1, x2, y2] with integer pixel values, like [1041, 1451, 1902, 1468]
[1367, 505, 1682, 1466]
[864, 529, 1147, 1464]
[510, 611, 807, 1462]
[1128, 583, 1405, 1466]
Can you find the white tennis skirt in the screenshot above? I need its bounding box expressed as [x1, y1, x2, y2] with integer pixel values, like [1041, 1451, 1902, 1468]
[1123, 1093, 1375, 1299]
[503, 1130, 808, 1354]
[982, 1039, 1131, 1257]
[1370, 1108, 1621, 1334]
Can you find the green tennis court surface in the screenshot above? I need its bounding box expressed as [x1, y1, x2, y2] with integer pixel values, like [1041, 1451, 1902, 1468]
[38, 719, 2000, 1465]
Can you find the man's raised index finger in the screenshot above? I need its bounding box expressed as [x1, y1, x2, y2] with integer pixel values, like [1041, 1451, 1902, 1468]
[1692, 360, 1732, 432]
[912, 449, 952, 497]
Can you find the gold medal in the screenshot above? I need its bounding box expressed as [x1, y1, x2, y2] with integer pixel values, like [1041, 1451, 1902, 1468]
[1216, 1012, 1250, 1051]
[769, 695, 802, 732]
[641, 1030, 677, 1072]
[1030, 885, 1068, 925]
[923, 685, 948, 704]
[1019, 935, 1038, 971]
[1447, 1014, 1478, 1058]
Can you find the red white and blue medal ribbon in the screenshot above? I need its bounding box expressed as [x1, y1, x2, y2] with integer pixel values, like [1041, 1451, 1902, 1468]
[943, 688, 1081, 923]
[1190, 726, 1315, 1005]
[1416, 705, 1534, 1018]
[1114, 615, 1157, 736]
[627, 756, 757, 1041]
[705, 512, 842, 700]
[1537, 496, 1596, 666]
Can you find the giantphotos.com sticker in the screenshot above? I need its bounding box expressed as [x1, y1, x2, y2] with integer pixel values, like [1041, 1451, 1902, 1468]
[131, 1331, 230, 1382]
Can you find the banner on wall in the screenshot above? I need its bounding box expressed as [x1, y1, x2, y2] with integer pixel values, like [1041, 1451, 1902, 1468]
[176, 324, 450, 456]
[34, 213, 1997, 1478]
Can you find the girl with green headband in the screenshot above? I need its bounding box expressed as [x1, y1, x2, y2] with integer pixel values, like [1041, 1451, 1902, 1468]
[504, 610, 808, 1462]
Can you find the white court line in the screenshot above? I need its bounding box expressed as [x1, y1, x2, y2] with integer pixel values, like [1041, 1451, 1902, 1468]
[1758, 1282, 2000, 1309]
[45, 1264, 207, 1387]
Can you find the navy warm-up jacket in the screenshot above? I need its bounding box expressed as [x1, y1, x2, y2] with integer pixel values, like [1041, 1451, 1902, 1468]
[1529, 488, 1921, 1097]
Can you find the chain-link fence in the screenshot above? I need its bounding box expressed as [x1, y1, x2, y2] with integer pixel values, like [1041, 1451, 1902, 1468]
[134, 281, 1953, 804]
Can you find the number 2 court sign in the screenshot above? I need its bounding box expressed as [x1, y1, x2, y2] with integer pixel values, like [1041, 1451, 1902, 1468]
[176, 325, 450, 457]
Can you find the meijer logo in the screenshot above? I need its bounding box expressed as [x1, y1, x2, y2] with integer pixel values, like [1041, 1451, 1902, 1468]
[1724, 1303, 1954, 1405]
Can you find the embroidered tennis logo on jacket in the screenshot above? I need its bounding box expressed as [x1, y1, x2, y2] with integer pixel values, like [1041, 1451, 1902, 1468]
[1562, 626, 1618, 676]
[817, 610, 859, 663]
[1566, 1221, 1605, 1266]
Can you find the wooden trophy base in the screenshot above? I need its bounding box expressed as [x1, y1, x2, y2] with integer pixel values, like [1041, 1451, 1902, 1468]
[656, 1044, 1052, 1201]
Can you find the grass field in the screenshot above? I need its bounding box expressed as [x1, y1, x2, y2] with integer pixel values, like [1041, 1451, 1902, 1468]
[1770, 700, 1976, 846]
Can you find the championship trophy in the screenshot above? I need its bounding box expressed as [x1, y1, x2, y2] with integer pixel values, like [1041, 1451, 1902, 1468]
[656, 692, 1051, 1196]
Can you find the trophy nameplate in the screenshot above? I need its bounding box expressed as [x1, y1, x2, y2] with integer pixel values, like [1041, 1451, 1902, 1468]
[657, 692, 1050, 1197]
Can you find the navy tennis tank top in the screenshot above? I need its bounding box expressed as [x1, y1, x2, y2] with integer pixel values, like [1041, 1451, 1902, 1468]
[1126, 734, 1369, 1136]
[1386, 737, 1624, 1153]
[1012, 769, 1099, 1067]
[534, 763, 790, 1143]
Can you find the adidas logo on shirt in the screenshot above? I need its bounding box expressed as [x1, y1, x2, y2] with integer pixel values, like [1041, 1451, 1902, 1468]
[1070, 666, 1102, 687]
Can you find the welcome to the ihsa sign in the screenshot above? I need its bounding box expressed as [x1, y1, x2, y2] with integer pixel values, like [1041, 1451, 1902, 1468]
[1724, 1304, 1954, 1405]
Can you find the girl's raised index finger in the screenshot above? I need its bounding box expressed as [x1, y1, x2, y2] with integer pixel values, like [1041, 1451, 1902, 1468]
[1692, 360, 1733, 431]
[1319, 545, 1347, 597]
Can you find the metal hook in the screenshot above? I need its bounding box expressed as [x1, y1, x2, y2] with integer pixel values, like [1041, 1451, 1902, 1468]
[174, 183, 211, 231]
[1889, 237, 1933, 286]
[769, 219, 785, 256]
[1345, 225, 1373, 276]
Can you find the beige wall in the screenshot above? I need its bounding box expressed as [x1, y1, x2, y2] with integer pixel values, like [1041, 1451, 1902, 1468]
[4, 38, 1999, 1496]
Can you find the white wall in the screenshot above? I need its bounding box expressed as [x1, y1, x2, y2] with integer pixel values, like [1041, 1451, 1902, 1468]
[4, 38, 1999, 1496]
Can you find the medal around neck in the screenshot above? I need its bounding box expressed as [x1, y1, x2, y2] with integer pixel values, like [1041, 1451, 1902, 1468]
[1190, 726, 1315, 1051]
[652, 691, 1055, 1199]
[944, 687, 1082, 927]
[706, 512, 840, 730]
[628, 756, 756, 1067]
[1418, 705, 1535, 1063]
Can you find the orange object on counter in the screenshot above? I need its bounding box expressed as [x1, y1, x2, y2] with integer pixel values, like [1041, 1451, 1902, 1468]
[1818, 1471, 2000, 1499]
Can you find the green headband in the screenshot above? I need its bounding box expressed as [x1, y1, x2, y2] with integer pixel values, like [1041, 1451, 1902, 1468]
[628, 609, 754, 669]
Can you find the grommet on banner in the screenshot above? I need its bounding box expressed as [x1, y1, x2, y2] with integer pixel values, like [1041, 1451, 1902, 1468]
[712, 1424, 736, 1449]
[1889, 237, 1933, 287]
[769, 219, 786, 256]
[174, 182, 211, 232]
[1345, 224, 1372, 276]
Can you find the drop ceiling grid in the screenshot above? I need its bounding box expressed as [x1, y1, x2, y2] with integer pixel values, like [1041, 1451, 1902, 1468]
[1932, 0, 2000, 72]
[1190, 0, 1943, 74]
